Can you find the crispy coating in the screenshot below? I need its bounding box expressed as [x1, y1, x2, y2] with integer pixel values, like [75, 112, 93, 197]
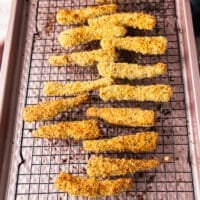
[88, 12, 156, 30]
[87, 156, 160, 178]
[99, 84, 173, 102]
[22, 94, 88, 122]
[56, 4, 117, 25]
[96, 0, 117, 3]
[100, 36, 167, 55]
[43, 78, 114, 96]
[83, 131, 158, 153]
[58, 25, 127, 47]
[97, 62, 166, 80]
[55, 172, 132, 197]
[86, 107, 154, 127]
[48, 49, 117, 66]
[33, 120, 101, 140]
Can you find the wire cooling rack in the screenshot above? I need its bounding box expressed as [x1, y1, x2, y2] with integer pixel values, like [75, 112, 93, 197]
[14, 0, 195, 199]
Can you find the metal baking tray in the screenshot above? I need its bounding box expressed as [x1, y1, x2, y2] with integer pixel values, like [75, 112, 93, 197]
[0, 0, 200, 199]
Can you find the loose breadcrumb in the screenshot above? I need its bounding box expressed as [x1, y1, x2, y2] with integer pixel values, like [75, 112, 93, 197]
[97, 62, 167, 80]
[22, 94, 88, 122]
[83, 132, 158, 153]
[163, 156, 170, 162]
[56, 4, 117, 25]
[99, 84, 173, 102]
[58, 25, 127, 47]
[33, 119, 101, 140]
[87, 156, 160, 178]
[86, 107, 154, 127]
[100, 36, 167, 55]
[48, 49, 117, 66]
[43, 78, 114, 96]
[55, 172, 132, 197]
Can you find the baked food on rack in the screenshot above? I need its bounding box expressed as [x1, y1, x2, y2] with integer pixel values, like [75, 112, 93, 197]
[22, 94, 88, 122]
[87, 156, 160, 178]
[55, 172, 132, 197]
[99, 84, 173, 102]
[56, 4, 117, 25]
[86, 107, 155, 127]
[100, 36, 167, 55]
[58, 25, 127, 47]
[43, 78, 114, 96]
[88, 12, 156, 30]
[83, 131, 158, 153]
[97, 62, 166, 80]
[48, 48, 117, 66]
[33, 119, 101, 140]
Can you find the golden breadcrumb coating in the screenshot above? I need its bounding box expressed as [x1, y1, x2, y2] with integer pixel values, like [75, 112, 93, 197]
[43, 78, 114, 96]
[33, 120, 101, 140]
[88, 12, 156, 30]
[101, 36, 167, 55]
[48, 49, 117, 66]
[58, 25, 127, 47]
[99, 84, 173, 102]
[96, 0, 117, 3]
[97, 62, 166, 80]
[55, 172, 132, 197]
[83, 132, 158, 153]
[87, 156, 160, 178]
[22, 94, 88, 122]
[56, 4, 117, 25]
[86, 107, 154, 127]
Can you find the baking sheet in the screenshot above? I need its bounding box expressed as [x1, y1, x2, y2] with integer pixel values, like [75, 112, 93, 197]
[4, 0, 198, 199]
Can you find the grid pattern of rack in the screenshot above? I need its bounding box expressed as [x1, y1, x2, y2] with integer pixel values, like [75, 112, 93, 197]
[14, 0, 195, 199]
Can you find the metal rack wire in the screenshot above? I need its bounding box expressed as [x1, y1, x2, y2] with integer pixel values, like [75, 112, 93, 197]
[14, 0, 195, 199]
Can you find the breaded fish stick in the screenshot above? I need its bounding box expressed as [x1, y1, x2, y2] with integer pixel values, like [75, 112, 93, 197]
[56, 4, 117, 25]
[43, 78, 114, 96]
[87, 156, 160, 178]
[33, 120, 101, 140]
[22, 94, 88, 122]
[83, 132, 158, 153]
[88, 12, 156, 30]
[100, 36, 167, 55]
[55, 172, 132, 197]
[99, 84, 173, 102]
[58, 25, 127, 47]
[48, 49, 117, 66]
[97, 62, 166, 80]
[86, 107, 154, 127]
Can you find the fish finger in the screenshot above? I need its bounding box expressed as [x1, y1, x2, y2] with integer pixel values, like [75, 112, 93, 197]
[100, 36, 167, 55]
[55, 172, 132, 197]
[97, 62, 166, 80]
[88, 12, 156, 30]
[87, 156, 160, 178]
[56, 4, 117, 25]
[43, 78, 114, 96]
[83, 131, 158, 153]
[22, 94, 88, 122]
[48, 49, 117, 66]
[86, 107, 154, 127]
[33, 119, 101, 140]
[99, 84, 173, 102]
[58, 25, 127, 47]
